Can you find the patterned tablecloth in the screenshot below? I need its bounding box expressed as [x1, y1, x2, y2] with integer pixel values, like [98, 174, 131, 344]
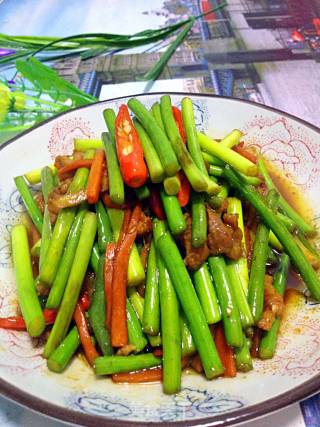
[0, 1, 319, 426]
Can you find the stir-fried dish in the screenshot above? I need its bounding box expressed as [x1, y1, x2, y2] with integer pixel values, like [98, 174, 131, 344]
[4, 95, 320, 394]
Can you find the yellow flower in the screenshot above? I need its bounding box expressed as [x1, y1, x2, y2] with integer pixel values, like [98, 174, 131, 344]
[0, 86, 11, 124]
[12, 92, 26, 111]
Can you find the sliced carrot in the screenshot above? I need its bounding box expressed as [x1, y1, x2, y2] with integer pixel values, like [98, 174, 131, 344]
[111, 205, 142, 347]
[57, 159, 93, 177]
[177, 172, 191, 207]
[112, 367, 163, 383]
[104, 242, 117, 331]
[74, 303, 99, 366]
[233, 144, 257, 164]
[213, 323, 237, 377]
[87, 149, 105, 204]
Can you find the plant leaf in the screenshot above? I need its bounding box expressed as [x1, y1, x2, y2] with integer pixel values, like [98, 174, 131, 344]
[15, 58, 97, 106]
[137, 20, 194, 82]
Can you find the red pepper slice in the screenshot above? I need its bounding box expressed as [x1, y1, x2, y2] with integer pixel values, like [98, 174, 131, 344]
[172, 108, 190, 207]
[0, 309, 57, 331]
[149, 188, 165, 219]
[177, 172, 191, 207]
[172, 106, 186, 144]
[115, 105, 148, 188]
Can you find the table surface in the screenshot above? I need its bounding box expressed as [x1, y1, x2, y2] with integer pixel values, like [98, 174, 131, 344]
[0, 1, 319, 426]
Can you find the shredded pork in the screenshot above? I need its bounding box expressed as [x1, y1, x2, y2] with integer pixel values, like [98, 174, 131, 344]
[258, 275, 284, 331]
[181, 213, 209, 270]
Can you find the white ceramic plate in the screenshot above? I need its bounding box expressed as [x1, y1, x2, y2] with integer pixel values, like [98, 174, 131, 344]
[0, 93, 319, 427]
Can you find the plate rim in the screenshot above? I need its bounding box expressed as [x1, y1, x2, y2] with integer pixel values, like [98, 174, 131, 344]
[0, 92, 319, 426]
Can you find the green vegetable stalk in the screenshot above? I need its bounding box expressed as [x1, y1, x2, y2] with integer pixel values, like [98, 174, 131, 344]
[157, 232, 224, 379]
[11, 224, 45, 337]
[43, 212, 97, 358]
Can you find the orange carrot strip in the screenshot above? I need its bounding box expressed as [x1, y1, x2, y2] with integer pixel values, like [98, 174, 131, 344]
[87, 149, 105, 204]
[111, 205, 142, 347]
[74, 303, 99, 366]
[233, 145, 257, 164]
[213, 323, 237, 377]
[57, 159, 93, 177]
[112, 367, 163, 383]
[104, 242, 117, 331]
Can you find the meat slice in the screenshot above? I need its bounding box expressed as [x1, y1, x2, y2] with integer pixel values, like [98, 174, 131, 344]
[207, 206, 243, 260]
[136, 211, 153, 236]
[207, 208, 233, 255]
[223, 213, 238, 230]
[47, 178, 73, 215]
[180, 213, 209, 270]
[258, 275, 284, 331]
[54, 151, 83, 169]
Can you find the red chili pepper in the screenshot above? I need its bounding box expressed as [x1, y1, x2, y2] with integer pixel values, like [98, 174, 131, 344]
[115, 104, 148, 188]
[0, 309, 57, 331]
[176, 172, 191, 207]
[172, 106, 186, 143]
[149, 188, 165, 219]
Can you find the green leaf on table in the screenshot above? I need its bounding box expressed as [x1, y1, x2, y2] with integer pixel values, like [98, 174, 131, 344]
[16, 57, 97, 106]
